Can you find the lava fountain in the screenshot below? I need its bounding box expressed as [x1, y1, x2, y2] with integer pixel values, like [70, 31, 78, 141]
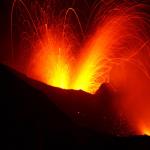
[11, 0, 150, 135]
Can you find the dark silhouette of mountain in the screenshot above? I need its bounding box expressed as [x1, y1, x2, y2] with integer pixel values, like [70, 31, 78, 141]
[1, 64, 150, 149]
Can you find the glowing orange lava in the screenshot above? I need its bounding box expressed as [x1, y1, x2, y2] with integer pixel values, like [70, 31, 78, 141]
[11, 0, 150, 135]
[143, 129, 150, 136]
[30, 28, 72, 90]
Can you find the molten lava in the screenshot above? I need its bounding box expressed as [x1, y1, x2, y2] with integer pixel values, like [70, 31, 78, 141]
[11, 0, 150, 136]
[29, 28, 72, 90]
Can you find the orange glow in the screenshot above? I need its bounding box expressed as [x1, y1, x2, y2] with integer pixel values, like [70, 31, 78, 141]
[140, 123, 150, 136]
[143, 129, 150, 136]
[11, 0, 150, 135]
[28, 27, 72, 90]
[29, 6, 137, 94]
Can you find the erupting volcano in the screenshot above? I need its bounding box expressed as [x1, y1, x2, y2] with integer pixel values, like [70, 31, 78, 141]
[5, 0, 150, 138]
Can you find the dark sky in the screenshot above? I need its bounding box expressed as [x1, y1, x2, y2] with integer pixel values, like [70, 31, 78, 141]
[0, 0, 12, 64]
[0, 0, 96, 65]
[0, 0, 89, 65]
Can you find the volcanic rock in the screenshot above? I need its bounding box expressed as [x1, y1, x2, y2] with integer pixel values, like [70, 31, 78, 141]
[1, 64, 149, 149]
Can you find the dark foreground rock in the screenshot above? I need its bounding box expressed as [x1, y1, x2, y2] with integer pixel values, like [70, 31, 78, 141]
[1, 64, 150, 149]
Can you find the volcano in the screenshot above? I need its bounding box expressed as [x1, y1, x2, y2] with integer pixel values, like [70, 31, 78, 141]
[2, 64, 150, 148]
